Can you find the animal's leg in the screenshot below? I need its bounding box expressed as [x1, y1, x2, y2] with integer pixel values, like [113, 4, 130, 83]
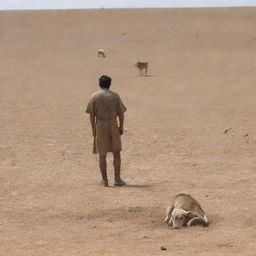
[164, 206, 174, 224]
[168, 218, 173, 227]
[203, 215, 208, 224]
[164, 216, 170, 223]
[187, 216, 208, 227]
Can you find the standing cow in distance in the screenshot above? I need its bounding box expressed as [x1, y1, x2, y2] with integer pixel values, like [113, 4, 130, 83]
[98, 49, 106, 57]
[135, 61, 148, 76]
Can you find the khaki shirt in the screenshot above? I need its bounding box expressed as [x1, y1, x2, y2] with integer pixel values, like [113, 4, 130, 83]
[86, 89, 126, 119]
[86, 89, 127, 154]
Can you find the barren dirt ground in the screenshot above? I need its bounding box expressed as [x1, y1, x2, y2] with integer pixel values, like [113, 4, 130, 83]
[0, 8, 256, 256]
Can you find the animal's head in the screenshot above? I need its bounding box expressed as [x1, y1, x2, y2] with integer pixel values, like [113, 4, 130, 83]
[171, 208, 192, 229]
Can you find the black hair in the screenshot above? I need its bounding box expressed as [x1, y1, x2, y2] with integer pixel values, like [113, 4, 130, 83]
[99, 75, 111, 89]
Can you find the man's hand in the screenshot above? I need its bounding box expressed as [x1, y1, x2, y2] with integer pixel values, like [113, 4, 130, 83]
[119, 127, 123, 135]
[89, 114, 96, 137]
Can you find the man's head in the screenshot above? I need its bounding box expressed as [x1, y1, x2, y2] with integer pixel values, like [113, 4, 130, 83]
[99, 75, 111, 89]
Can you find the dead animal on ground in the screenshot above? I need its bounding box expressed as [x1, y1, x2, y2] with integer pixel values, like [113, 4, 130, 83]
[135, 61, 148, 76]
[97, 49, 106, 57]
[164, 193, 208, 229]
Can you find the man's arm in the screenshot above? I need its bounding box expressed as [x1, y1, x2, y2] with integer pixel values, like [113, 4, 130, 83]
[116, 94, 126, 135]
[89, 114, 96, 137]
[118, 113, 124, 135]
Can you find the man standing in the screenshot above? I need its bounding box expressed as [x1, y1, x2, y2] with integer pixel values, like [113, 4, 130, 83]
[86, 75, 127, 187]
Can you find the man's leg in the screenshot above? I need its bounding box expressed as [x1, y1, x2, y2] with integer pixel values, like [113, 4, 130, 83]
[113, 151, 126, 186]
[99, 154, 108, 187]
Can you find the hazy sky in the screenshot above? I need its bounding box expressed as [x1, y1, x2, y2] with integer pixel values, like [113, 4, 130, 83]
[1, 0, 256, 10]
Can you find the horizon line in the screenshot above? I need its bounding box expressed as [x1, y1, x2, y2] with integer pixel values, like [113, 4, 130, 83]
[1, 0, 256, 11]
[1, 5, 256, 11]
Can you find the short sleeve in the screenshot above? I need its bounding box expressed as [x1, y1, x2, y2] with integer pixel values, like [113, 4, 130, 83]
[86, 97, 95, 115]
[117, 96, 127, 115]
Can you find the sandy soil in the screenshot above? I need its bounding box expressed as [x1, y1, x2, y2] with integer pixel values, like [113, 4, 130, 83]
[0, 7, 256, 256]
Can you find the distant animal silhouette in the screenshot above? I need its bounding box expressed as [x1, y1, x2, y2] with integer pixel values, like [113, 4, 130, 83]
[135, 61, 148, 76]
[98, 49, 105, 57]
